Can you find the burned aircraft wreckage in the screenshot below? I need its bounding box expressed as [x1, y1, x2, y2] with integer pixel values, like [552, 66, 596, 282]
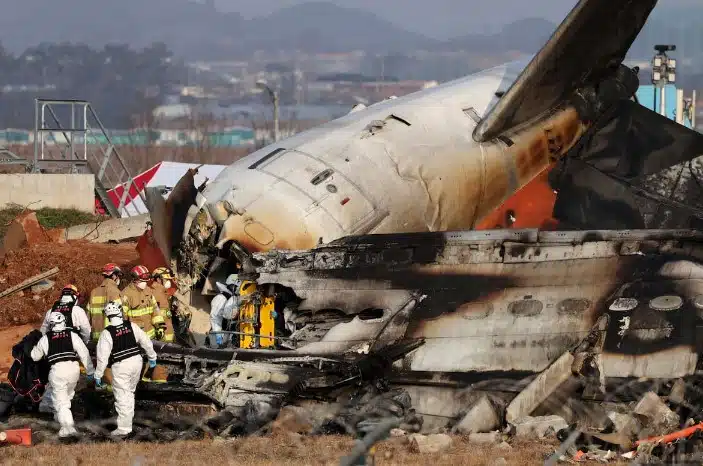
[8, 0, 703, 436]
[133, 0, 703, 433]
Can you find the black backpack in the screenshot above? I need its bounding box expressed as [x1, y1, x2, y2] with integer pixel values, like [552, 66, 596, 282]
[7, 330, 49, 403]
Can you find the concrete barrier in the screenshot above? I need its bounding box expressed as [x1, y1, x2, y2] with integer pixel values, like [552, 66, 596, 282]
[63, 213, 150, 243]
[0, 174, 95, 212]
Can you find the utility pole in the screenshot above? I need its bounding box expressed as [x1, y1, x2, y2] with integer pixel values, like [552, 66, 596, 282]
[651, 44, 677, 118]
[256, 80, 279, 142]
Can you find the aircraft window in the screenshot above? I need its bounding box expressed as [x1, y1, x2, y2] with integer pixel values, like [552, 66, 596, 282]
[693, 295, 703, 310]
[508, 299, 543, 317]
[649, 295, 683, 311]
[310, 168, 334, 185]
[609, 298, 638, 311]
[358, 308, 385, 320]
[457, 302, 493, 320]
[557, 298, 591, 316]
[248, 147, 286, 169]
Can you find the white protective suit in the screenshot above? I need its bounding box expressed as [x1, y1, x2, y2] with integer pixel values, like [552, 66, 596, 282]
[38, 296, 92, 413]
[209, 282, 240, 333]
[94, 318, 157, 435]
[30, 331, 95, 437]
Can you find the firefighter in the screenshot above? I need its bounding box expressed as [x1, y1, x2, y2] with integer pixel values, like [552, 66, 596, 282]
[122, 265, 168, 382]
[37, 284, 91, 415]
[30, 312, 95, 438]
[40, 284, 91, 343]
[208, 274, 241, 347]
[94, 301, 157, 437]
[121, 265, 164, 340]
[88, 264, 124, 341]
[150, 267, 175, 343]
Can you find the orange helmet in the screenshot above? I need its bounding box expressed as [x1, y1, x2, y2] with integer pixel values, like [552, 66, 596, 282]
[131, 265, 150, 281]
[61, 284, 79, 297]
[102, 263, 123, 277]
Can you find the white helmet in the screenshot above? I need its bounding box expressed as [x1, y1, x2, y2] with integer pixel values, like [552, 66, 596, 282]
[225, 274, 240, 287]
[48, 312, 66, 331]
[104, 301, 123, 319]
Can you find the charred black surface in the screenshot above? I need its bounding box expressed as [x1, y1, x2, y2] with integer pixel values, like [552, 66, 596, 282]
[551, 100, 703, 230]
[475, 0, 657, 141]
[165, 168, 200, 254]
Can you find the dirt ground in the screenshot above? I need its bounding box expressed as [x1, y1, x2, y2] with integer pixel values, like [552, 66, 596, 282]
[0, 434, 562, 466]
[0, 241, 139, 328]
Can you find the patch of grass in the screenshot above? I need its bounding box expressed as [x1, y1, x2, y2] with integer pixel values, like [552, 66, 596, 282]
[0, 204, 104, 237]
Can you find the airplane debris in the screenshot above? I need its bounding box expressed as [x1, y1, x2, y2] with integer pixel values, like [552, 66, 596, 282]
[453, 395, 501, 434]
[408, 433, 453, 454]
[513, 415, 569, 439]
[505, 351, 576, 424]
[632, 391, 680, 437]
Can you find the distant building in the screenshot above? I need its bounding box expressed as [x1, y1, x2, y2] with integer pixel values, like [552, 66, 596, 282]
[636, 84, 695, 128]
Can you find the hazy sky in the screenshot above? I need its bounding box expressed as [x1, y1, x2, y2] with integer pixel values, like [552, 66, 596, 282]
[215, 0, 698, 40]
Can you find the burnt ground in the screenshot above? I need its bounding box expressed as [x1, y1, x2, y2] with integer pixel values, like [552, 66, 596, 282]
[0, 241, 139, 328]
[0, 434, 564, 466]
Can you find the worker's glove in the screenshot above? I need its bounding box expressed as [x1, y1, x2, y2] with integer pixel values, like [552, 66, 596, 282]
[95, 377, 103, 388]
[86, 374, 95, 383]
[155, 327, 165, 340]
[271, 310, 278, 319]
[148, 360, 157, 369]
[215, 334, 224, 346]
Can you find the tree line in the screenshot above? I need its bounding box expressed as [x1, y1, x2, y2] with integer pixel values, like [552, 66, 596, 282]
[0, 42, 188, 130]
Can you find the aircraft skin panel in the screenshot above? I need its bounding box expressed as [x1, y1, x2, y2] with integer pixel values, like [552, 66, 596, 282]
[196, 59, 585, 252]
[250, 230, 703, 378]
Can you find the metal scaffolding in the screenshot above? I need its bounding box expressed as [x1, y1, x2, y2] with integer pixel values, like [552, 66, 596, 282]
[32, 98, 147, 217]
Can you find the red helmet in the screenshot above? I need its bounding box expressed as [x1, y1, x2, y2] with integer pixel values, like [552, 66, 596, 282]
[131, 265, 150, 281]
[102, 263, 123, 277]
[62, 284, 79, 296]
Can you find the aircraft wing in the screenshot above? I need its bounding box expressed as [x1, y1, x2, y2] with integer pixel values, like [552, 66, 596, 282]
[474, 0, 659, 142]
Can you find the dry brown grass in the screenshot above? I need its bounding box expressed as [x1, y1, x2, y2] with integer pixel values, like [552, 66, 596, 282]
[0, 434, 562, 466]
[3, 144, 252, 181]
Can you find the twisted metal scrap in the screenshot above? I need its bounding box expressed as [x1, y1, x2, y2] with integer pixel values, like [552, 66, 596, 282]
[339, 417, 401, 466]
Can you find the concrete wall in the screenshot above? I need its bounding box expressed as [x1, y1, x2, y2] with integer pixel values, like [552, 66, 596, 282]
[63, 213, 150, 242]
[0, 174, 95, 212]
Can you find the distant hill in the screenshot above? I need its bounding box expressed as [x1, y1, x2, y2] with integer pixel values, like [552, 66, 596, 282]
[0, 0, 434, 59]
[438, 18, 557, 54]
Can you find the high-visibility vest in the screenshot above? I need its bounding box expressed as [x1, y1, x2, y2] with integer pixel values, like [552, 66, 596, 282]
[122, 284, 160, 339]
[88, 279, 122, 341]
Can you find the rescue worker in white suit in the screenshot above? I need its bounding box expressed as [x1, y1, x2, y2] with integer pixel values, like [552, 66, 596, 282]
[38, 284, 92, 415]
[94, 301, 157, 437]
[209, 274, 241, 347]
[30, 312, 95, 437]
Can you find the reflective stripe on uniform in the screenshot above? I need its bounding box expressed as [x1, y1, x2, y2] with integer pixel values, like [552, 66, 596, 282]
[126, 307, 153, 317]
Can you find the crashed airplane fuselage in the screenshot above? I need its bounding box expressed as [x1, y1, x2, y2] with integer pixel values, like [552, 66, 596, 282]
[140, 0, 703, 415]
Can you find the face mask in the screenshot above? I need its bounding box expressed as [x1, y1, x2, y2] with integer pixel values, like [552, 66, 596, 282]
[136, 281, 147, 290]
[163, 280, 172, 289]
